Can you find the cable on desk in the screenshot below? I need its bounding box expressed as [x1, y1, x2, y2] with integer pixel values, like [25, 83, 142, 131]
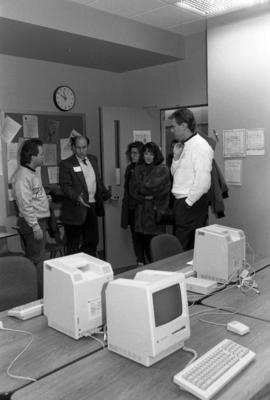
[189, 306, 237, 319]
[181, 346, 198, 366]
[0, 323, 36, 382]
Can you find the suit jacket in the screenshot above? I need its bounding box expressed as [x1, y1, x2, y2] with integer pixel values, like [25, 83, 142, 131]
[59, 154, 110, 225]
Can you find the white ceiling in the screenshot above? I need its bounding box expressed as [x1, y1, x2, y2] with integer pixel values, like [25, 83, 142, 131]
[67, 0, 207, 36]
[1, 0, 269, 72]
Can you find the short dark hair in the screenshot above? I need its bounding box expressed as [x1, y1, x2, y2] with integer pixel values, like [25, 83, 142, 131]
[20, 139, 43, 166]
[139, 142, 164, 165]
[169, 108, 196, 133]
[125, 141, 144, 162]
[70, 135, 89, 147]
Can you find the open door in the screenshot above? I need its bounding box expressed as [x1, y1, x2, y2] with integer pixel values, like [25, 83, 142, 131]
[100, 106, 160, 270]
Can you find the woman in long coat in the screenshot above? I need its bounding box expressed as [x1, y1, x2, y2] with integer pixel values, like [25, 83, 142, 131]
[130, 141, 171, 264]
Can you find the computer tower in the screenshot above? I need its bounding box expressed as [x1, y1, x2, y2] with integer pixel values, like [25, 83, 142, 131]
[193, 224, 246, 283]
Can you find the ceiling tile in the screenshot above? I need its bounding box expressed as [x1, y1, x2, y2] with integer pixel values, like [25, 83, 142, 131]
[80, 0, 165, 17]
[132, 5, 202, 29]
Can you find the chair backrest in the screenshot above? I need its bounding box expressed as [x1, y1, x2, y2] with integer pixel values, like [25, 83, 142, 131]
[150, 234, 183, 262]
[0, 256, 38, 311]
[0, 226, 9, 255]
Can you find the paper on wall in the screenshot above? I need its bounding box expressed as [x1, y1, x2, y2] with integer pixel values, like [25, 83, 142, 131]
[223, 129, 246, 157]
[43, 143, 57, 166]
[1, 116, 21, 143]
[48, 166, 59, 184]
[225, 159, 242, 185]
[133, 130, 151, 144]
[246, 128, 265, 155]
[60, 138, 73, 160]
[23, 115, 39, 138]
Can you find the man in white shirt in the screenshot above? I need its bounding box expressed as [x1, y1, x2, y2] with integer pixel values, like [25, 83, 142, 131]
[12, 139, 50, 297]
[169, 108, 214, 250]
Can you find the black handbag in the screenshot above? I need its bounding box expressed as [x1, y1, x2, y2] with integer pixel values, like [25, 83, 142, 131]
[155, 208, 174, 225]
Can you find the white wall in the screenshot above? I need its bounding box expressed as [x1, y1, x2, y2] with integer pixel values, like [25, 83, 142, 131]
[120, 33, 207, 108]
[207, 11, 270, 257]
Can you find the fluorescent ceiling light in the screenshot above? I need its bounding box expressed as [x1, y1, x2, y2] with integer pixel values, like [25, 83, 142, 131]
[175, 0, 269, 16]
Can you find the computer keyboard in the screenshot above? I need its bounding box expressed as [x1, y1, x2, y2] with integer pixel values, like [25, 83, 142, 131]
[8, 299, 44, 320]
[173, 338, 255, 400]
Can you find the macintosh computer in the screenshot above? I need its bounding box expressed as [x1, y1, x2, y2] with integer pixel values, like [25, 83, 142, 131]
[106, 270, 190, 367]
[193, 224, 246, 283]
[43, 252, 113, 339]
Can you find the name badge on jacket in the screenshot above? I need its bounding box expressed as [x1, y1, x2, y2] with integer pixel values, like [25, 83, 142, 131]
[73, 166, 82, 172]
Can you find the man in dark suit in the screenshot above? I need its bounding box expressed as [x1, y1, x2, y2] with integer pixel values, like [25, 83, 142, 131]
[59, 135, 110, 256]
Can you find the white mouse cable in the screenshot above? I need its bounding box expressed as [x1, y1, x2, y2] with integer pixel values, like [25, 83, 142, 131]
[0, 321, 36, 382]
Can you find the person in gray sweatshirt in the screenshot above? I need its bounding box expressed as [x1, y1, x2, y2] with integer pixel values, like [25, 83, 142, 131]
[12, 138, 50, 297]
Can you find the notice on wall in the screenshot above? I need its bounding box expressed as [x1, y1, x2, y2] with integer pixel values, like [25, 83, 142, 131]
[23, 115, 39, 138]
[133, 130, 151, 144]
[60, 138, 73, 160]
[225, 159, 242, 186]
[223, 129, 246, 158]
[1, 116, 21, 143]
[43, 143, 57, 166]
[48, 166, 59, 184]
[246, 128, 265, 155]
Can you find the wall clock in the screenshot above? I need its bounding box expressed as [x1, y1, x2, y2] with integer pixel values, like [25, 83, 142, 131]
[53, 85, 76, 111]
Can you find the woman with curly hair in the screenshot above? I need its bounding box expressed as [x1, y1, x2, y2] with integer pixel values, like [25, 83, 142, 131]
[130, 141, 171, 264]
[121, 141, 144, 265]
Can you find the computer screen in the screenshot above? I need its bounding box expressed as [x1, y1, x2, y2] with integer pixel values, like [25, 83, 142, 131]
[153, 284, 182, 326]
[106, 270, 190, 367]
[43, 252, 113, 339]
[193, 224, 246, 283]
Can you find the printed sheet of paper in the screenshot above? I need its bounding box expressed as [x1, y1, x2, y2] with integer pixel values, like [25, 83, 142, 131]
[8, 159, 18, 183]
[23, 115, 39, 138]
[45, 119, 60, 142]
[43, 143, 57, 165]
[133, 130, 151, 144]
[60, 138, 73, 160]
[246, 129, 265, 155]
[223, 129, 246, 157]
[1, 116, 21, 143]
[70, 129, 82, 138]
[8, 142, 18, 161]
[7, 142, 19, 183]
[225, 159, 242, 185]
[48, 166, 59, 184]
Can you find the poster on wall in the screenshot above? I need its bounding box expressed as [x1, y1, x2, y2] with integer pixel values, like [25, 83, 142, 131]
[246, 128, 265, 155]
[223, 129, 246, 158]
[133, 130, 151, 144]
[225, 159, 242, 186]
[0, 116, 21, 143]
[23, 115, 39, 138]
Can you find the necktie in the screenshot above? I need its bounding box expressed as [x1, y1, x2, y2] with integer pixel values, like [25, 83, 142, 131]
[82, 158, 87, 165]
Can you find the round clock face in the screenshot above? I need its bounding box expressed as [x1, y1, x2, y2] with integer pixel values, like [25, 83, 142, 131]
[53, 86, 75, 111]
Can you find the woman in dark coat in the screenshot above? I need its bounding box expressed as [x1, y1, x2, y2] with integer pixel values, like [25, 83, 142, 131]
[130, 142, 171, 264]
[121, 141, 144, 265]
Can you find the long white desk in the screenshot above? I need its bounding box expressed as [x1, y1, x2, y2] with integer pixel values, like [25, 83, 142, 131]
[202, 265, 270, 322]
[11, 305, 270, 400]
[0, 312, 103, 397]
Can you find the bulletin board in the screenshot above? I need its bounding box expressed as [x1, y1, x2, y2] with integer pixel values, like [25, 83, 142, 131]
[2, 112, 86, 216]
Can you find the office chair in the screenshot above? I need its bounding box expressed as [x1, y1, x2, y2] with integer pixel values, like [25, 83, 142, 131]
[0, 225, 24, 257]
[150, 233, 183, 262]
[0, 256, 38, 311]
